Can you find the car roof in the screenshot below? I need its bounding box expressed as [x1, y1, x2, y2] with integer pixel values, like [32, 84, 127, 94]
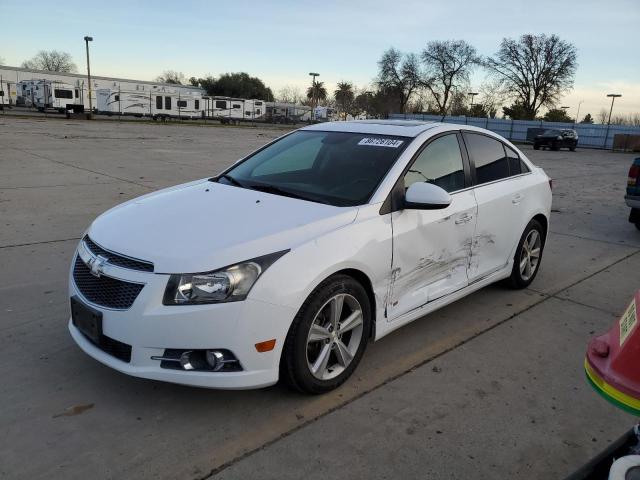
[300, 120, 441, 137]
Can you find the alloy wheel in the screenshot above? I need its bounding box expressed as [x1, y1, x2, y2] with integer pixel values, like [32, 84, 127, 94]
[306, 293, 364, 380]
[519, 229, 542, 281]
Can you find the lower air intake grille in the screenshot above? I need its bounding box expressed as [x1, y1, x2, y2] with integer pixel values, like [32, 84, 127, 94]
[73, 256, 144, 309]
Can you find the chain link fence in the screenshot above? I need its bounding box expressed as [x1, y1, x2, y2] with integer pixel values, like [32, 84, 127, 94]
[389, 113, 640, 150]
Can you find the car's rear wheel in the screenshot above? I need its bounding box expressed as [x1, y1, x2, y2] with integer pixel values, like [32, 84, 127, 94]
[281, 275, 371, 394]
[533, 143, 540, 150]
[507, 219, 545, 289]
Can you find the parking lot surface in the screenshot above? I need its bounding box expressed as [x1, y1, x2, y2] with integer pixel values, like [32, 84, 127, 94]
[1, 117, 638, 479]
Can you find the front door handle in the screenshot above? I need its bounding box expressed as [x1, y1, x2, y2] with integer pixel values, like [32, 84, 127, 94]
[512, 194, 524, 205]
[455, 213, 473, 225]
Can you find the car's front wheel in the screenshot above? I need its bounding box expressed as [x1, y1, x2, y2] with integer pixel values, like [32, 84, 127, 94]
[507, 219, 545, 289]
[281, 275, 371, 394]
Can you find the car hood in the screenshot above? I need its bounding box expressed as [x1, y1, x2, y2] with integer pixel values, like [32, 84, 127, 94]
[87, 179, 358, 273]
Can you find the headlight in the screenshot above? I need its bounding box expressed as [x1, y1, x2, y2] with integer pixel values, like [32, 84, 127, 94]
[557, 136, 563, 140]
[163, 250, 289, 305]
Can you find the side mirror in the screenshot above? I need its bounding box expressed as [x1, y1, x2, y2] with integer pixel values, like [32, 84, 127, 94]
[404, 182, 452, 210]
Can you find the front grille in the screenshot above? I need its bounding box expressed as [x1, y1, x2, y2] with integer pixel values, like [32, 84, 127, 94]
[73, 256, 144, 309]
[84, 236, 154, 272]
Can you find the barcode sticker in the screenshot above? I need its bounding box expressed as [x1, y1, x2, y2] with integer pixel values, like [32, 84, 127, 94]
[358, 138, 404, 148]
[620, 299, 637, 346]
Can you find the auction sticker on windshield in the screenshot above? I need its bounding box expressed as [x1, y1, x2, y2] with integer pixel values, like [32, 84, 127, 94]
[358, 138, 404, 148]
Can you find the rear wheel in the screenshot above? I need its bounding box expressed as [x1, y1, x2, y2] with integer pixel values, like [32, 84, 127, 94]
[533, 143, 540, 150]
[507, 219, 545, 289]
[281, 275, 371, 394]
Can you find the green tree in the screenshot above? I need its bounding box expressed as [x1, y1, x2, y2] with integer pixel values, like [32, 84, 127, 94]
[469, 103, 489, 118]
[306, 81, 327, 104]
[195, 73, 274, 100]
[502, 101, 535, 120]
[543, 108, 572, 122]
[334, 82, 355, 119]
[580, 113, 594, 124]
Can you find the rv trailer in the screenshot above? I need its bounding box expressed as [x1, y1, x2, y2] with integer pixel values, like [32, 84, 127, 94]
[209, 97, 266, 123]
[97, 88, 205, 119]
[17, 79, 83, 113]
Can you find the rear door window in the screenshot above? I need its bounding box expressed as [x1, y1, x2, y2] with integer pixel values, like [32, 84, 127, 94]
[464, 133, 510, 185]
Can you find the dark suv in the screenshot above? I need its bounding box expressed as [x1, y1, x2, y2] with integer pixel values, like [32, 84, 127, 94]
[533, 129, 578, 151]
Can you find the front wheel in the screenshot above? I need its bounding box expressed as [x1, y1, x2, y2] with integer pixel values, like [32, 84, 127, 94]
[281, 275, 371, 394]
[507, 219, 545, 289]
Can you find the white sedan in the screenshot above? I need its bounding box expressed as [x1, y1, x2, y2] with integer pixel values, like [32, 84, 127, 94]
[68, 120, 551, 393]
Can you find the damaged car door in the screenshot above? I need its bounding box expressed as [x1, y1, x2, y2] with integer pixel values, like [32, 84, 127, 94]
[387, 133, 476, 320]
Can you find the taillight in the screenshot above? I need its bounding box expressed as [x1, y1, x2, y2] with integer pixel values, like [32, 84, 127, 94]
[548, 178, 553, 190]
[628, 164, 640, 186]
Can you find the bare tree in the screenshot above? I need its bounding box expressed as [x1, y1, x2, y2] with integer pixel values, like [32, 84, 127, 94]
[22, 50, 77, 72]
[597, 109, 609, 124]
[156, 70, 186, 84]
[377, 48, 421, 113]
[484, 34, 577, 118]
[277, 85, 303, 104]
[421, 40, 479, 116]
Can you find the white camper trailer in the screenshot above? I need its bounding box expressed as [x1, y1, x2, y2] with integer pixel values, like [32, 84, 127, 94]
[210, 97, 266, 123]
[97, 88, 204, 119]
[17, 79, 83, 113]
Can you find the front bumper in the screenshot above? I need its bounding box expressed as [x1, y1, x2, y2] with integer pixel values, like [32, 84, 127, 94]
[68, 254, 296, 389]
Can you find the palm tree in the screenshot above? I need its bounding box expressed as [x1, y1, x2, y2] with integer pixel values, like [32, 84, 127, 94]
[334, 82, 355, 120]
[306, 81, 327, 106]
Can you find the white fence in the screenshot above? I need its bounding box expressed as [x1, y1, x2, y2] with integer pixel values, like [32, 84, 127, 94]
[389, 113, 640, 150]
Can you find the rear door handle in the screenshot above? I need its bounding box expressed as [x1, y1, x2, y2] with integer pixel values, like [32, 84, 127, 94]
[455, 213, 473, 225]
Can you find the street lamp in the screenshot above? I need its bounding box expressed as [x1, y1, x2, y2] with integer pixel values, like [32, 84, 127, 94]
[604, 93, 622, 148]
[308, 72, 319, 121]
[84, 36, 93, 119]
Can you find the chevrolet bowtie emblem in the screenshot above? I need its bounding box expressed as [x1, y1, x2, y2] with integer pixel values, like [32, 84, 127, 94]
[87, 254, 108, 278]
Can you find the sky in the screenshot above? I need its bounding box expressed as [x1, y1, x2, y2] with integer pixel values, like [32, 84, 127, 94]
[2, 0, 639, 118]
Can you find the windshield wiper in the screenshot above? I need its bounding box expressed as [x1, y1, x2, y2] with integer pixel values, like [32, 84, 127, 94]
[249, 184, 328, 204]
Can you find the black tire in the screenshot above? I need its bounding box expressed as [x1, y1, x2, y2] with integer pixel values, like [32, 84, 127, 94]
[281, 274, 372, 394]
[506, 219, 545, 289]
[533, 143, 540, 150]
[551, 142, 559, 151]
[569, 146, 576, 151]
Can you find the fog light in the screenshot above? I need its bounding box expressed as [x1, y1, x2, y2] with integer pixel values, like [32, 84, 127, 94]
[180, 351, 195, 370]
[206, 350, 224, 371]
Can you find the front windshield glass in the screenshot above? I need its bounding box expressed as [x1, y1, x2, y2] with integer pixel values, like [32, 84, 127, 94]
[219, 131, 409, 206]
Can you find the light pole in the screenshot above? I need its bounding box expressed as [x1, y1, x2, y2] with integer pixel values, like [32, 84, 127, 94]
[468, 92, 478, 109]
[84, 36, 93, 119]
[604, 93, 622, 148]
[575, 100, 583, 125]
[309, 72, 319, 121]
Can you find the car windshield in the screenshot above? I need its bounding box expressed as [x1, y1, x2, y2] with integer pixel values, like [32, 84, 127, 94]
[218, 131, 410, 206]
[542, 129, 562, 136]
